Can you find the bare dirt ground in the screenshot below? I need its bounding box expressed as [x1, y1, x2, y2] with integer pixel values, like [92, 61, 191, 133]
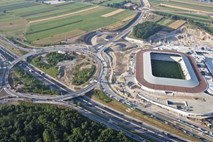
[108, 40, 138, 76]
[111, 50, 131, 75]
[171, 26, 213, 47]
[101, 9, 124, 17]
[0, 89, 9, 98]
[57, 53, 97, 90]
[168, 20, 186, 29]
[115, 52, 128, 74]
[149, 25, 213, 47]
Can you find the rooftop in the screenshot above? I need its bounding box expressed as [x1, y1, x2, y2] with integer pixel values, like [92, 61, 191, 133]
[136, 49, 207, 93]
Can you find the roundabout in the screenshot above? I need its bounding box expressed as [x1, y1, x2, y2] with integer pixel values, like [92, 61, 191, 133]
[3, 45, 104, 101]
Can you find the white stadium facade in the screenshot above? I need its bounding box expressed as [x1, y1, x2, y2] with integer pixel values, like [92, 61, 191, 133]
[133, 49, 213, 119]
[136, 49, 207, 93]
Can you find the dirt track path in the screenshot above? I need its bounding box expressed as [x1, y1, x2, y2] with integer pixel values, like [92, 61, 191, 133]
[29, 6, 100, 24]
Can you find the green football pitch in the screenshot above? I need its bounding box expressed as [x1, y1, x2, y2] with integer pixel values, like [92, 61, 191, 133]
[151, 60, 185, 79]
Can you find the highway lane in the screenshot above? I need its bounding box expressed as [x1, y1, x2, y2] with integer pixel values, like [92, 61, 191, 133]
[2, 50, 103, 101]
[75, 96, 186, 141]
[1, 26, 209, 142]
[0, 43, 102, 99]
[0, 96, 144, 141]
[32, 100, 146, 142]
[95, 44, 212, 141]
[99, 77, 211, 142]
[19, 62, 69, 94]
[154, 112, 213, 141]
[0, 46, 17, 62]
[0, 0, 211, 141]
[74, 97, 187, 142]
[0, 35, 32, 52]
[0, 62, 9, 88]
[4, 60, 97, 100]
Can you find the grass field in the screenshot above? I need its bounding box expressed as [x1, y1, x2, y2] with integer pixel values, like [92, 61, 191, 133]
[151, 60, 185, 79]
[149, 0, 213, 11]
[150, 0, 213, 18]
[149, 0, 213, 19]
[150, 0, 213, 34]
[26, 6, 135, 45]
[91, 0, 140, 5]
[0, 0, 135, 45]
[157, 17, 175, 26]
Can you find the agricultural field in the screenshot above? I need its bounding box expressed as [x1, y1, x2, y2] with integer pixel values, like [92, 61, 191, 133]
[168, 20, 186, 29]
[90, 0, 140, 6]
[156, 17, 186, 30]
[149, 0, 213, 35]
[149, 0, 213, 13]
[157, 17, 175, 26]
[0, 0, 136, 45]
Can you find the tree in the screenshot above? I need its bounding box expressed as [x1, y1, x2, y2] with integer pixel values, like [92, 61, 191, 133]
[68, 128, 83, 142]
[0, 104, 135, 142]
[42, 130, 52, 142]
[117, 131, 128, 142]
[97, 128, 114, 142]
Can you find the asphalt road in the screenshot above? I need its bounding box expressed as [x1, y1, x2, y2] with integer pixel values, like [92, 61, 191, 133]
[0, 0, 212, 141]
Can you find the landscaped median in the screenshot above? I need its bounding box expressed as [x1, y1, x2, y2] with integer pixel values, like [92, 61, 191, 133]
[29, 51, 97, 90]
[9, 67, 59, 95]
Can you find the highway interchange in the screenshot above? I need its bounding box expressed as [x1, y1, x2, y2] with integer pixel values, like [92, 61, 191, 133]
[0, 1, 213, 142]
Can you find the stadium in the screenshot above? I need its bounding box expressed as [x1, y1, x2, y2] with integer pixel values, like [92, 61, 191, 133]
[136, 49, 207, 93]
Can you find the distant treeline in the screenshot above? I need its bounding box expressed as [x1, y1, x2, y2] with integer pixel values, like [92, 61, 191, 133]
[0, 103, 135, 142]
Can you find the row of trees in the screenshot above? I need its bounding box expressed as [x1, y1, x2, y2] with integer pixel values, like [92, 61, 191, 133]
[0, 103, 135, 142]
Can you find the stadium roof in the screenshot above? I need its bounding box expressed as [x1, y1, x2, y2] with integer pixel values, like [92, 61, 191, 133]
[143, 51, 199, 88]
[136, 49, 207, 93]
[205, 57, 213, 76]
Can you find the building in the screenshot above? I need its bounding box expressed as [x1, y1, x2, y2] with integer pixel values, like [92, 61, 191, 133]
[135, 49, 207, 93]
